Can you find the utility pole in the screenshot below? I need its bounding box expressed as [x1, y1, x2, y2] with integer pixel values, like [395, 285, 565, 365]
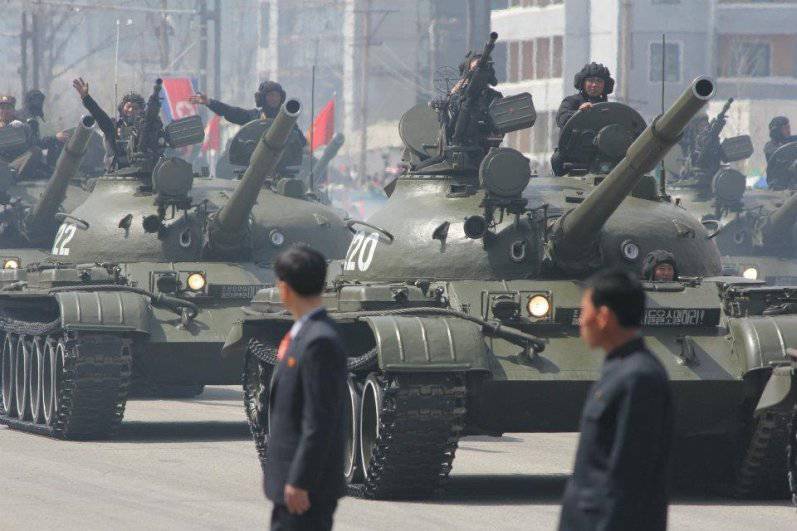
[158, 0, 171, 71]
[213, 0, 221, 98]
[198, 0, 208, 93]
[20, 12, 29, 96]
[358, 0, 371, 179]
[618, 0, 632, 104]
[31, 11, 41, 90]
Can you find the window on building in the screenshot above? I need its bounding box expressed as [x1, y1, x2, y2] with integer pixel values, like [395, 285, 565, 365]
[508, 41, 520, 82]
[535, 38, 551, 79]
[649, 42, 681, 82]
[552, 36, 563, 78]
[522, 41, 535, 80]
[725, 41, 772, 77]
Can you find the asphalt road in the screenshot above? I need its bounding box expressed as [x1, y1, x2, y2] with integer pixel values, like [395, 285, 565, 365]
[1, 386, 794, 530]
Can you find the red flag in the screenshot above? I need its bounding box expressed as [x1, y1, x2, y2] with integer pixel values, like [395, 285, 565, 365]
[160, 77, 199, 122]
[309, 99, 335, 151]
[201, 114, 221, 153]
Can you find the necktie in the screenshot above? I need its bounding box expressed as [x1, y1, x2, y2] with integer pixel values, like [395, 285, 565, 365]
[277, 332, 291, 361]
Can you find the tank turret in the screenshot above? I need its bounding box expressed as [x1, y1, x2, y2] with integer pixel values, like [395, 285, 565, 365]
[760, 191, 797, 248]
[207, 99, 302, 255]
[24, 115, 96, 241]
[551, 77, 715, 269]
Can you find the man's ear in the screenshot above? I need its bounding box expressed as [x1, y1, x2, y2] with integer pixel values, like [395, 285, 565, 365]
[597, 305, 613, 331]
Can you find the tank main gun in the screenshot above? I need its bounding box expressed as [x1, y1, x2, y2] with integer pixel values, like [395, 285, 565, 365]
[24, 115, 96, 241]
[207, 98, 302, 254]
[551, 77, 715, 268]
[310, 132, 345, 183]
[761, 192, 797, 247]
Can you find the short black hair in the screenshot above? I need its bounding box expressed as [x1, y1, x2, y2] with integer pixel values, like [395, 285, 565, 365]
[586, 268, 645, 328]
[273, 245, 327, 296]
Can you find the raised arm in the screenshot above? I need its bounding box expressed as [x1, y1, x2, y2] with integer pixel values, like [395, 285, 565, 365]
[73, 78, 115, 141]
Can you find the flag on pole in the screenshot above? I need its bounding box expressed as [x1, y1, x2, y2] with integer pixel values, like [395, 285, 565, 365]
[309, 99, 335, 151]
[202, 115, 221, 153]
[160, 77, 199, 122]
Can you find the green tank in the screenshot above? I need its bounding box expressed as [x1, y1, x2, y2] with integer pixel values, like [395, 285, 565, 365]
[0, 114, 98, 269]
[229, 65, 797, 501]
[0, 91, 351, 439]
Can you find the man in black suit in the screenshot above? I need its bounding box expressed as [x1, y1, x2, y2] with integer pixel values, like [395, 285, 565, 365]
[265, 245, 347, 530]
[559, 269, 673, 531]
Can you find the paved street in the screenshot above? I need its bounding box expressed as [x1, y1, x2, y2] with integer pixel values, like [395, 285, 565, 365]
[1, 386, 794, 530]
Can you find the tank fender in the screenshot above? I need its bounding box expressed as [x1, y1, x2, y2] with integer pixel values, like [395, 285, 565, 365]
[753, 364, 797, 416]
[222, 320, 246, 358]
[361, 315, 491, 372]
[54, 290, 152, 335]
[728, 315, 797, 373]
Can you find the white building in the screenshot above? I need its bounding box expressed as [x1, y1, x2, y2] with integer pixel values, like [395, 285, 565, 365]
[492, 0, 797, 175]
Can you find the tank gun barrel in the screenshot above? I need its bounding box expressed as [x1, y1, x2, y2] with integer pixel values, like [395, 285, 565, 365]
[211, 99, 302, 248]
[555, 77, 715, 252]
[762, 192, 797, 245]
[26, 115, 95, 233]
[310, 132, 345, 182]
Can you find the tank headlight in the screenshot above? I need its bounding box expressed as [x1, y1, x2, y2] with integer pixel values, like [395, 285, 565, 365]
[269, 229, 286, 247]
[527, 295, 551, 318]
[742, 267, 758, 280]
[186, 272, 207, 292]
[3, 258, 20, 269]
[621, 240, 640, 261]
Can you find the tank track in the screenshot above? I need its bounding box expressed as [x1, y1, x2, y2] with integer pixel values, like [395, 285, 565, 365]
[350, 373, 466, 500]
[0, 331, 131, 439]
[734, 410, 791, 498]
[242, 345, 273, 467]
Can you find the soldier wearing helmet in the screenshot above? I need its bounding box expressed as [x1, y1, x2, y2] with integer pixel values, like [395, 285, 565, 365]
[764, 116, 796, 163]
[551, 63, 615, 175]
[641, 250, 678, 282]
[72, 77, 159, 171]
[556, 62, 615, 129]
[189, 80, 292, 124]
[0, 93, 53, 180]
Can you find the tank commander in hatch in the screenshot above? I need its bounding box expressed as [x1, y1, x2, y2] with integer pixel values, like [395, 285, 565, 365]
[72, 77, 159, 172]
[642, 250, 678, 282]
[764, 116, 796, 163]
[190, 80, 292, 124]
[551, 63, 615, 175]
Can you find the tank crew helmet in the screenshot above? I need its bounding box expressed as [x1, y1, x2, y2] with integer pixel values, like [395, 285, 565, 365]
[254, 80, 286, 109]
[458, 53, 498, 86]
[641, 249, 678, 282]
[24, 89, 46, 120]
[769, 116, 790, 140]
[117, 92, 146, 118]
[574, 62, 615, 97]
[0, 95, 17, 109]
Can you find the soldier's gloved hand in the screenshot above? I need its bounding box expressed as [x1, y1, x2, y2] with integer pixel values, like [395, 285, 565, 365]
[189, 93, 209, 106]
[578, 102, 593, 111]
[72, 78, 89, 98]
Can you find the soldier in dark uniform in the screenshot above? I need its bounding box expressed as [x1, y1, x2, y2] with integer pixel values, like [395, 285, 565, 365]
[0, 94, 52, 180]
[72, 77, 158, 172]
[641, 250, 678, 282]
[551, 63, 615, 175]
[764, 116, 796, 163]
[189, 80, 288, 124]
[559, 269, 673, 531]
[21, 89, 69, 169]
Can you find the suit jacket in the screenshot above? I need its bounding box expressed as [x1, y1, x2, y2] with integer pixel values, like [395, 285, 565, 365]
[559, 338, 673, 531]
[263, 309, 347, 505]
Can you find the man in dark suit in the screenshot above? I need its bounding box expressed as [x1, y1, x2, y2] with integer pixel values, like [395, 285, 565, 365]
[265, 245, 347, 530]
[559, 269, 673, 531]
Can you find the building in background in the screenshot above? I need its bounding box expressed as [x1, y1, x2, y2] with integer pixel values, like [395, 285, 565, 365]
[492, 0, 797, 175]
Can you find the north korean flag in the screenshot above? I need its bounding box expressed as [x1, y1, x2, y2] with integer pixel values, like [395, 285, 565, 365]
[160, 77, 199, 123]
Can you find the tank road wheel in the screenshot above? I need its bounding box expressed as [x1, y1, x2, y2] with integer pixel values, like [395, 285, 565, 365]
[14, 335, 32, 420]
[1, 334, 16, 416]
[344, 377, 364, 485]
[242, 349, 274, 466]
[41, 338, 60, 426]
[355, 372, 466, 500]
[28, 337, 44, 424]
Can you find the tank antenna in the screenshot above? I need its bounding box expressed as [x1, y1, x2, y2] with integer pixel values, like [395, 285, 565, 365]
[659, 33, 667, 198]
